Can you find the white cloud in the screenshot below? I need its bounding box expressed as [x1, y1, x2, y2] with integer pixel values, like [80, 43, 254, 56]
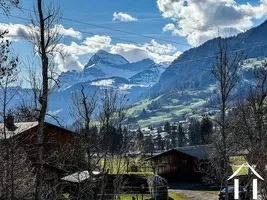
[0, 23, 82, 41]
[113, 12, 138, 22]
[110, 39, 182, 63]
[54, 24, 82, 39]
[0, 23, 32, 41]
[54, 52, 84, 72]
[2, 21, 182, 71]
[158, 0, 267, 46]
[55, 35, 111, 71]
[82, 35, 112, 50]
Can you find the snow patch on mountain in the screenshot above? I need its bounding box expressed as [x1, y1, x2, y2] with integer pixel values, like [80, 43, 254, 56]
[130, 64, 167, 85]
[91, 79, 115, 87]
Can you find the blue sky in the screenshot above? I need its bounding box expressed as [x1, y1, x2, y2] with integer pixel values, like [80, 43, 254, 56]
[0, 0, 267, 78]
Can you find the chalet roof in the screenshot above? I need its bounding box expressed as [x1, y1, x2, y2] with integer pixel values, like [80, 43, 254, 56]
[0, 121, 76, 139]
[146, 145, 214, 160]
[175, 145, 213, 159]
[0, 121, 38, 139]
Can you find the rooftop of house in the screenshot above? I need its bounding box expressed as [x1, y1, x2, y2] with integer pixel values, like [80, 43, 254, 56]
[0, 121, 39, 139]
[146, 144, 214, 160]
[175, 144, 214, 159]
[0, 121, 76, 139]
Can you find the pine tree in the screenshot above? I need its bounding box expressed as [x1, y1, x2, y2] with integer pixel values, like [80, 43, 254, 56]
[164, 122, 172, 149]
[156, 133, 164, 150]
[170, 125, 177, 148]
[144, 134, 154, 155]
[157, 126, 162, 133]
[188, 118, 201, 145]
[136, 128, 144, 151]
[164, 121, 171, 133]
[178, 123, 185, 147]
[200, 117, 213, 144]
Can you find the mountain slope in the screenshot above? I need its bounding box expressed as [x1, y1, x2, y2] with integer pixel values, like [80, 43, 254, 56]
[150, 20, 267, 96]
[128, 20, 267, 127]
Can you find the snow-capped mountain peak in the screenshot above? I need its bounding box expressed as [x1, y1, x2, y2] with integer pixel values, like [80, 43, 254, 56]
[84, 49, 129, 70]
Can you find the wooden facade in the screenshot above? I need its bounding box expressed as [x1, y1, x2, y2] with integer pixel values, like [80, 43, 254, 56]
[147, 145, 213, 183]
[14, 122, 84, 170]
[0, 121, 85, 180]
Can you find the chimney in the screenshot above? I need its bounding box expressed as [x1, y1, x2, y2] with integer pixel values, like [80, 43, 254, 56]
[5, 114, 17, 131]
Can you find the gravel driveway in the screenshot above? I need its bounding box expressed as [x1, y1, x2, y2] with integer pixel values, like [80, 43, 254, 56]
[169, 189, 218, 200]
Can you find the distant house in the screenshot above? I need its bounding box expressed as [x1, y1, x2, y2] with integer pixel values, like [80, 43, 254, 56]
[146, 145, 214, 183]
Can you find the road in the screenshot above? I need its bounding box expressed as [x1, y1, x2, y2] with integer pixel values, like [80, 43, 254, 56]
[169, 189, 218, 200]
[168, 183, 218, 200]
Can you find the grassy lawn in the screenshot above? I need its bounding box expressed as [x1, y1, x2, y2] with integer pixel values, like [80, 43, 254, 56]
[232, 165, 248, 175]
[230, 156, 248, 175]
[99, 156, 153, 174]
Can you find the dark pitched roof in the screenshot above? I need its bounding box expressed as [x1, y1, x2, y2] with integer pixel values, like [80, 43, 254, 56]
[146, 145, 214, 160]
[175, 145, 213, 159]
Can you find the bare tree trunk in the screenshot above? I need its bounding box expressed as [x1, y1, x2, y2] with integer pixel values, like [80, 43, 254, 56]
[0, 33, 19, 200]
[212, 41, 244, 200]
[35, 1, 49, 199]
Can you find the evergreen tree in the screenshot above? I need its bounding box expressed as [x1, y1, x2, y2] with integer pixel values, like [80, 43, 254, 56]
[164, 121, 172, 149]
[156, 133, 164, 150]
[144, 134, 154, 155]
[170, 125, 177, 148]
[136, 128, 144, 150]
[164, 121, 171, 133]
[178, 123, 185, 147]
[157, 126, 162, 133]
[137, 128, 144, 141]
[200, 117, 213, 144]
[188, 118, 201, 145]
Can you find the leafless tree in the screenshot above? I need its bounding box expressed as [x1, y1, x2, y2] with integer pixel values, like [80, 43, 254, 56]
[28, 1, 62, 199]
[0, 32, 22, 200]
[70, 87, 131, 200]
[70, 85, 98, 199]
[0, 0, 20, 15]
[230, 62, 267, 199]
[211, 40, 244, 199]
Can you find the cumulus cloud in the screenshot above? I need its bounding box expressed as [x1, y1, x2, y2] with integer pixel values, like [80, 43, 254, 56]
[54, 24, 82, 39]
[54, 52, 84, 72]
[158, 0, 267, 46]
[0, 23, 82, 41]
[0, 23, 32, 41]
[1, 21, 182, 71]
[110, 39, 182, 63]
[56, 38, 181, 71]
[113, 12, 138, 22]
[55, 35, 111, 71]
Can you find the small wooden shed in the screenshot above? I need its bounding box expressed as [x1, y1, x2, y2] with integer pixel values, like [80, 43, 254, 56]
[146, 145, 214, 183]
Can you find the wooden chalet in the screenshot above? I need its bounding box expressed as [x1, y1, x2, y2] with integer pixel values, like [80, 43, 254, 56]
[146, 145, 214, 183]
[0, 120, 85, 182]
